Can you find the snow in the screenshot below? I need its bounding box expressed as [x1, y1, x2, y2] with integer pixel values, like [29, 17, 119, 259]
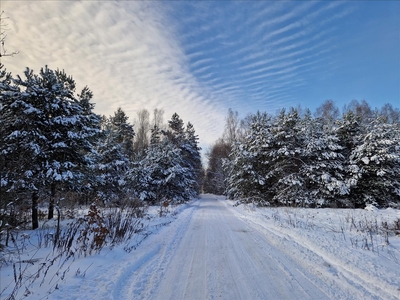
[1, 195, 400, 299]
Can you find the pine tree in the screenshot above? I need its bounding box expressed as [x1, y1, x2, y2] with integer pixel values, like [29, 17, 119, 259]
[95, 114, 132, 203]
[130, 136, 193, 205]
[225, 111, 274, 205]
[335, 111, 364, 207]
[300, 110, 347, 207]
[167, 113, 202, 198]
[76, 86, 102, 202]
[0, 65, 37, 228]
[266, 108, 306, 206]
[183, 122, 203, 196]
[1, 66, 100, 220]
[110, 107, 135, 160]
[349, 116, 400, 207]
[167, 112, 185, 146]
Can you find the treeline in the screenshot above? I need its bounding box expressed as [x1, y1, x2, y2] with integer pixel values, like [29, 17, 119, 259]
[204, 101, 400, 208]
[0, 65, 202, 229]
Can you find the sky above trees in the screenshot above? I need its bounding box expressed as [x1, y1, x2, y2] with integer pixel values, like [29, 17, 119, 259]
[2, 1, 399, 151]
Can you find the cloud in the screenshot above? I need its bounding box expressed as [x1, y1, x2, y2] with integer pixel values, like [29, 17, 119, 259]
[3, 0, 227, 151]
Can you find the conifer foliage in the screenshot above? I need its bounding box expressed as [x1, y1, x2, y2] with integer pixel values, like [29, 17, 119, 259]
[223, 103, 400, 208]
[1, 66, 101, 222]
[129, 113, 202, 205]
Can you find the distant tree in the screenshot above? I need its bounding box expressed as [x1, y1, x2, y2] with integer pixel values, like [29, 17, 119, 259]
[223, 108, 241, 145]
[152, 108, 164, 129]
[379, 103, 400, 124]
[344, 100, 374, 124]
[133, 109, 150, 158]
[203, 139, 231, 195]
[315, 99, 339, 127]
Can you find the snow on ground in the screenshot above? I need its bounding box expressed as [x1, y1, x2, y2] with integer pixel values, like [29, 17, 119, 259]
[1, 194, 400, 300]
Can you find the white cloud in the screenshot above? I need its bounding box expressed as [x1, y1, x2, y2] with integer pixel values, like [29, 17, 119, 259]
[2, 0, 227, 151]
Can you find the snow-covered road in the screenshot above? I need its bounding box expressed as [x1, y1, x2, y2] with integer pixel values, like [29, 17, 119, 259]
[133, 195, 330, 300]
[52, 194, 400, 300]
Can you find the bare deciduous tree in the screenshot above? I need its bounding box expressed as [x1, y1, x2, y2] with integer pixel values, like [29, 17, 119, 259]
[344, 99, 373, 123]
[0, 11, 19, 59]
[315, 99, 339, 126]
[152, 108, 164, 129]
[223, 108, 240, 145]
[133, 109, 151, 156]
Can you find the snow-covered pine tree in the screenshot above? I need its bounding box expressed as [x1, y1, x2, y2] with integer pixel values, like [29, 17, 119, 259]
[166, 113, 201, 198]
[0, 64, 19, 193]
[130, 133, 193, 205]
[299, 110, 348, 207]
[349, 116, 400, 207]
[2, 66, 100, 220]
[225, 111, 274, 205]
[110, 107, 135, 160]
[126, 125, 161, 203]
[267, 108, 306, 206]
[95, 113, 132, 204]
[183, 122, 203, 197]
[335, 111, 364, 207]
[167, 112, 185, 146]
[0, 65, 37, 227]
[76, 86, 102, 203]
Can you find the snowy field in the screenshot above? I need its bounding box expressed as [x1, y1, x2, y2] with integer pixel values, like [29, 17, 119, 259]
[1, 194, 400, 299]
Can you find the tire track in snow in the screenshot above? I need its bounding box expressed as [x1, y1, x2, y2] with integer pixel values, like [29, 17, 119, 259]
[226, 203, 400, 300]
[113, 200, 200, 299]
[209, 204, 330, 300]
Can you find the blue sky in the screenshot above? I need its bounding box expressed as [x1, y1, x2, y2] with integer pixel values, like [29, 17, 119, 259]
[2, 1, 399, 151]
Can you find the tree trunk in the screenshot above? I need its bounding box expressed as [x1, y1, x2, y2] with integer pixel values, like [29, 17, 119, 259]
[48, 183, 56, 220]
[32, 192, 39, 229]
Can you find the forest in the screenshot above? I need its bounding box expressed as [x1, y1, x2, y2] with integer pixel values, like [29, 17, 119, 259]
[0, 65, 203, 232]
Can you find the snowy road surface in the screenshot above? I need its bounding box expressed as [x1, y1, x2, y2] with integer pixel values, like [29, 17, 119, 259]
[56, 194, 400, 300]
